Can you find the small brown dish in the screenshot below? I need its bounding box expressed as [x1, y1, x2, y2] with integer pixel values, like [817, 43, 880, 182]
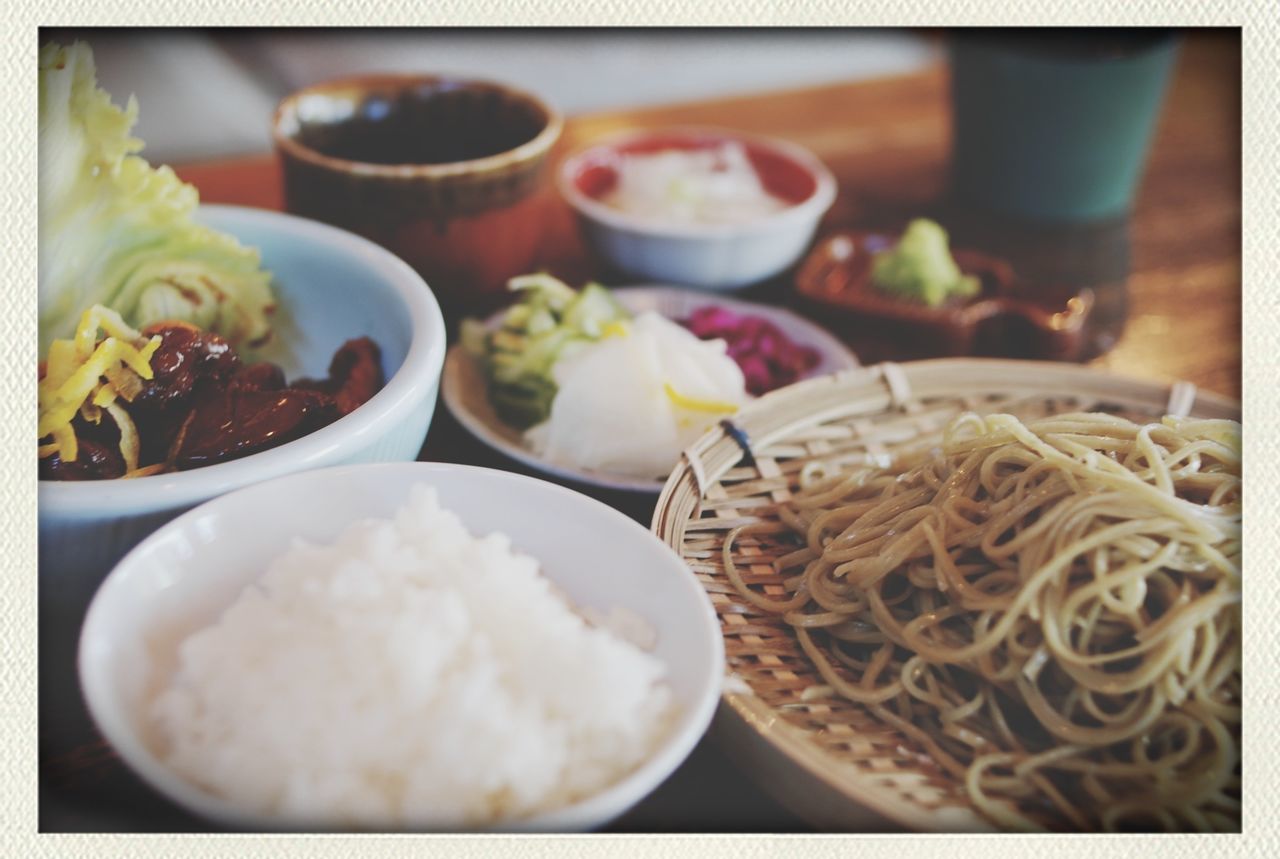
[273, 74, 563, 312]
[794, 231, 1093, 362]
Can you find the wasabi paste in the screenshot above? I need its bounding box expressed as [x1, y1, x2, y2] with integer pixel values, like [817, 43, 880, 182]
[870, 219, 980, 307]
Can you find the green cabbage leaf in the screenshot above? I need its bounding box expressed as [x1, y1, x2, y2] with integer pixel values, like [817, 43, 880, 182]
[38, 42, 275, 357]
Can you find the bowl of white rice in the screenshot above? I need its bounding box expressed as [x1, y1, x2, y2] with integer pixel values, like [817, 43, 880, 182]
[78, 462, 723, 831]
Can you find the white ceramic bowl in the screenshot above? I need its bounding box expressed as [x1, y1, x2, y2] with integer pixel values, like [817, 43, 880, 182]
[39, 205, 447, 599]
[78, 462, 724, 832]
[559, 127, 837, 290]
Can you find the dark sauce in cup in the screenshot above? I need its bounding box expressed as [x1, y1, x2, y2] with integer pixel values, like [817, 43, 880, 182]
[293, 79, 548, 166]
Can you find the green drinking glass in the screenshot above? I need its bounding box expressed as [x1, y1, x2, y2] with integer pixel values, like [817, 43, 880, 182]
[948, 29, 1179, 223]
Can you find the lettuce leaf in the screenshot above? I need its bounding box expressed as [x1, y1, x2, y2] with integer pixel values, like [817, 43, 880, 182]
[38, 42, 275, 357]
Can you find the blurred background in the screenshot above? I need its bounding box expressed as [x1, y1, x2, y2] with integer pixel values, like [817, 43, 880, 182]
[79, 29, 938, 163]
[41, 27, 1240, 393]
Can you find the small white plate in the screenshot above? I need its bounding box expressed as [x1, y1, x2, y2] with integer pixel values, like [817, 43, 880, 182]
[441, 285, 859, 493]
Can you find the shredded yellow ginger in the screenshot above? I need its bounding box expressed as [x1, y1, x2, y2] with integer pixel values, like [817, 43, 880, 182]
[662, 382, 739, 414]
[600, 320, 630, 340]
[38, 305, 161, 465]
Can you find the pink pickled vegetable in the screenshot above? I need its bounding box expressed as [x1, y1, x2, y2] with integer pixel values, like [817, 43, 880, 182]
[683, 306, 821, 395]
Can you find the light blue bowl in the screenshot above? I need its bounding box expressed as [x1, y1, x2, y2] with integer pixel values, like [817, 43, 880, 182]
[39, 205, 447, 598]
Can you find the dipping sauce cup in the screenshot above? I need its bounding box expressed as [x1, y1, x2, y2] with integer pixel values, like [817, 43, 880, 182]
[273, 75, 563, 313]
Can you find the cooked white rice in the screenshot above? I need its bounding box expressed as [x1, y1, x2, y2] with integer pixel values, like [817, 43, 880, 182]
[149, 485, 675, 828]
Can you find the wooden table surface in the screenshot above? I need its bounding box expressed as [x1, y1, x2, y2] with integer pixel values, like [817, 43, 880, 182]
[39, 30, 1240, 834]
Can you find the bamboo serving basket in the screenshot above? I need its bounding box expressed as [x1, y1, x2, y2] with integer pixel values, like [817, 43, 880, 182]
[651, 358, 1241, 832]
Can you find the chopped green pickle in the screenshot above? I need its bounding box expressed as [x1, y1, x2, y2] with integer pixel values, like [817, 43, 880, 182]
[463, 274, 631, 429]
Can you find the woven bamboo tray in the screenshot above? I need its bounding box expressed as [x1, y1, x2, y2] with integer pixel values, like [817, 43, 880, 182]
[651, 358, 1241, 832]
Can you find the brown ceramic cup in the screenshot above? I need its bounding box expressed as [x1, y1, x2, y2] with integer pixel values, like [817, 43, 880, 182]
[272, 75, 563, 315]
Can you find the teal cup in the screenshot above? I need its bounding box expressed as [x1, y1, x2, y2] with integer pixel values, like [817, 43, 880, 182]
[948, 30, 1179, 222]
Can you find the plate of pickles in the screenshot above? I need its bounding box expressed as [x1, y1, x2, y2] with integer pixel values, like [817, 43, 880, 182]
[441, 274, 858, 492]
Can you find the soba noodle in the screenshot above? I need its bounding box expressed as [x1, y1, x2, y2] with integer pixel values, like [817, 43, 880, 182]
[724, 412, 1241, 831]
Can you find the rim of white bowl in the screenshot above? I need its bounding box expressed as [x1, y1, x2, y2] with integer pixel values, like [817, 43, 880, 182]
[557, 125, 838, 239]
[78, 461, 725, 832]
[39, 205, 447, 516]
